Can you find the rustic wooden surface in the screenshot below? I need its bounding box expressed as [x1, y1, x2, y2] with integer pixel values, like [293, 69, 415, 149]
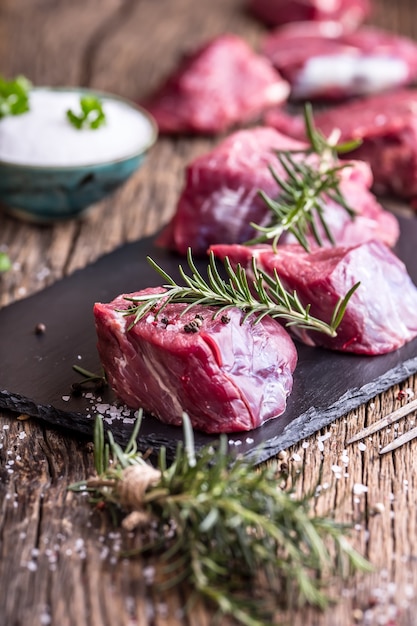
[1, 1, 417, 624]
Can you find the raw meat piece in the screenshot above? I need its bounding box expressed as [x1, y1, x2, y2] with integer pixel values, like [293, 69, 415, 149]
[261, 23, 417, 100]
[157, 126, 399, 255]
[265, 90, 417, 199]
[141, 34, 289, 134]
[210, 241, 417, 355]
[94, 288, 298, 433]
[248, 0, 370, 29]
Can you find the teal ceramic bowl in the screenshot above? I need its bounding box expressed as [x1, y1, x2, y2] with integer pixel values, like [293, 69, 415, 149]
[0, 88, 158, 222]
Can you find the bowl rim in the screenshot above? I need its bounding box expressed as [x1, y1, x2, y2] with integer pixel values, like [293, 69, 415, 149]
[0, 86, 158, 170]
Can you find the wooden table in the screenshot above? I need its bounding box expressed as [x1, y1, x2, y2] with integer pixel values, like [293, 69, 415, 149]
[1, 1, 417, 624]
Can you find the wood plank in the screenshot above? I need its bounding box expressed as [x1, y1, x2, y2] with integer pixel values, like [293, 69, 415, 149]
[1, 0, 417, 624]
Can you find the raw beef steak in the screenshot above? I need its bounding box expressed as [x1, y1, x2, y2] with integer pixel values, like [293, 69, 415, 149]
[265, 90, 417, 199]
[261, 23, 417, 100]
[157, 126, 399, 255]
[248, 0, 370, 28]
[141, 34, 289, 134]
[210, 241, 417, 355]
[94, 288, 298, 433]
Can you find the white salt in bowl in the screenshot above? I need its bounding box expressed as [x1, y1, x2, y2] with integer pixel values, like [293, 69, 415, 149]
[0, 87, 158, 222]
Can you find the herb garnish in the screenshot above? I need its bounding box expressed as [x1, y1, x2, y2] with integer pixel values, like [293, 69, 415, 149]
[67, 95, 106, 130]
[0, 75, 31, 119]
[248, 104, 361, 251]
[123, 249, 359, 337]
[70, 413, 372, 625]
[0, 252, 12, 273]
[71, 364, 107, 395]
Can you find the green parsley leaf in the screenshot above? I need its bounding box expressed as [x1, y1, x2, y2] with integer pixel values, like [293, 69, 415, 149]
[66, 95, 106, 130]
[0, 252, 12, 273]
[0, 75, 31, 119]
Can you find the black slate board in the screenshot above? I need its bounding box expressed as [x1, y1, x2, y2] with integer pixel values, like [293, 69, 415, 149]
[1, 215, 417, 464]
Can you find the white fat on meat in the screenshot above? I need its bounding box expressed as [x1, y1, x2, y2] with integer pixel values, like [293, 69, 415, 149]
[293, 55, 409, 98]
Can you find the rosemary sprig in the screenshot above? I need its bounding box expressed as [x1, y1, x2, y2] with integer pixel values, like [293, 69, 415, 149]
[123, 249, 359, 337]
[70, 413, 372, 625]
[67, 95, 106, 130]
[0, 75, 31, 119]
[248, 103, 360, 251]
[71, 364, 107, 395]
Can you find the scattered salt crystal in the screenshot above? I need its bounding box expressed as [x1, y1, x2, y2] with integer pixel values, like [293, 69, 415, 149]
[26, 561, 38, 572]
[245, 437, 254, 444]
[18, 432, 26, 440]
[331, 464, 342, 475]
[156, 603, 168, 618]
[100, 546, 109, 560]
[291, 453, 302, 462]
[302, 441, 309, 448]
[3, 424, 9, 430]
[353, 483, 368, 495]
[143, 566, 155, 585]
[77, 355, 82, 360]
[317, 440, 324, 452]
[36, 267, 51, 281]
[75, 539, 85, 552]
[40, 611, 51, 625]
[61, 395, 70, 402]
[358, 442, 366, 451]
[318, 432, 331, 442]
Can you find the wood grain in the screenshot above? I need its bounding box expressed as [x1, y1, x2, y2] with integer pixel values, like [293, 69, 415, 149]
[1, 1, 417, 624]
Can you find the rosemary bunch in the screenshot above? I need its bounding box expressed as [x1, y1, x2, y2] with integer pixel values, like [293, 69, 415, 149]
[123, 249, 359, 337]
[248, 104, 360, 251]
[70, 413, 371, 626]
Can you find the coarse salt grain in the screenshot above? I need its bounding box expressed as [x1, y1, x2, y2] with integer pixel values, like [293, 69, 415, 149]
[318, 432, 331, 442]
[353, 483, 368, 495]
[358, 442, 366, 451]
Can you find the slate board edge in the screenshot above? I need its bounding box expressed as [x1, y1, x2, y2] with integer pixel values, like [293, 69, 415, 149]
[2, 354, 417, 465]
[253, 355, 417, 465]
